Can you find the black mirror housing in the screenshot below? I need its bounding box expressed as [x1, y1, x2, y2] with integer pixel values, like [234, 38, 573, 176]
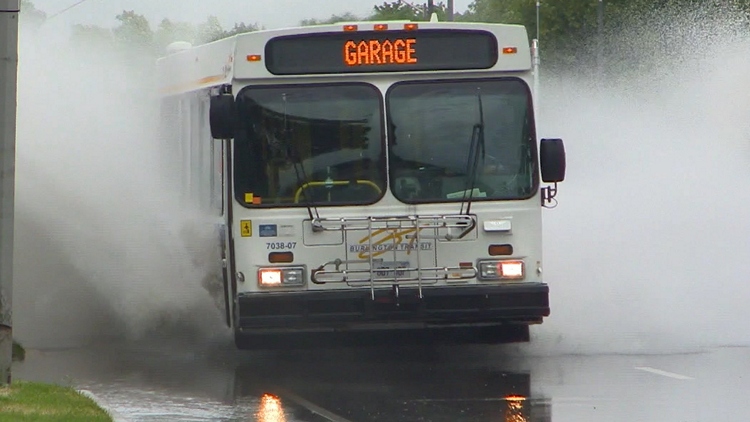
[210, 93, 236, 139]
[540, 138, 566, 183]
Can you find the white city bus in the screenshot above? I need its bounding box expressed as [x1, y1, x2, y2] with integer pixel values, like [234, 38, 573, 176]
[157, 16, 566, 349]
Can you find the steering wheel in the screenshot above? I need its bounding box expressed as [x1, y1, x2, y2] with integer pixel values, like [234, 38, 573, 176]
[294, 179, 382, 203]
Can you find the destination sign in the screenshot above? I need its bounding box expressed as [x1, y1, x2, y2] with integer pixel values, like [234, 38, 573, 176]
[265, 29, 498, 75]
[343, 38, 417, 67]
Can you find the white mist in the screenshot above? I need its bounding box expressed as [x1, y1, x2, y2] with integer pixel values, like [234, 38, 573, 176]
[13, 27, 226, 348]
[530, 8, 750, 355]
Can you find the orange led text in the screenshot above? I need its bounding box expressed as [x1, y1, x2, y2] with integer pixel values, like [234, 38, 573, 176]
[343, 39, 417, 66]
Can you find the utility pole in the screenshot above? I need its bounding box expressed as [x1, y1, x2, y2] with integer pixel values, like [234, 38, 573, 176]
[0, 0, 19, 386]
[533, 1, 541, 119]
[597, 0, 604, 75]
[447, 0, 454, 21]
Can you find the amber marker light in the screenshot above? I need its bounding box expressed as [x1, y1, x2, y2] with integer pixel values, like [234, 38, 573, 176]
[489, 244, 514, 256]
[404, 23, 419, 30]
[502, 47, 518, 54]
[268, 252, 294, 263]
[247, 54, 262, 62]
[343, 24, 358, 31]
[374, 24, 388, 31]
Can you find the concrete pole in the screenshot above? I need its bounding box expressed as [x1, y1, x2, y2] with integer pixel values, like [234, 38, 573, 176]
[447, 0, 454, 21]
[597, 0, 604, 75]
[0, 0, 19, 386]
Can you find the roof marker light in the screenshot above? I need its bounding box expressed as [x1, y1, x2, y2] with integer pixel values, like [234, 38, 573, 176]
[404, 23, 418, 31]
[343, 24, 358, 32]
[374, 24, 388, 31]
[502, 47, 518, 54]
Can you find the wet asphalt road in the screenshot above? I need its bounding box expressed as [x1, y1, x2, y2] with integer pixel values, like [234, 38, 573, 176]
[11, 337, 750, 422]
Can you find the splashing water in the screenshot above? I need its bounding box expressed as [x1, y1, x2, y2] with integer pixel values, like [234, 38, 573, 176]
[13, 28, 227, 348]
[528, 5, 750, 355]
[12, 7, 750, 354]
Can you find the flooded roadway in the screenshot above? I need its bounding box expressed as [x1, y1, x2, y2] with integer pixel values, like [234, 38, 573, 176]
[10, 336, 750, 422]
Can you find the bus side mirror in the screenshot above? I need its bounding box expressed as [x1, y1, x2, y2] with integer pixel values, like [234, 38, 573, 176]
[540, 138, 566, 183]
[210, 93, 236, 139]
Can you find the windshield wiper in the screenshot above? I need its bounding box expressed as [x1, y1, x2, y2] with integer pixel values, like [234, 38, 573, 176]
[460, 88, 485, 216]
[280, 93, 320, 222]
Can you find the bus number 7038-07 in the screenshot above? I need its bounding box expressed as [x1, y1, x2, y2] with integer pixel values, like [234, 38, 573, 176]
[266, 242, 297, 250]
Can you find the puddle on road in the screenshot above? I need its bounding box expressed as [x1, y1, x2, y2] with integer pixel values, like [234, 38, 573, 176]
[10, 342, 552, 422]
[80, 382, 254, 422]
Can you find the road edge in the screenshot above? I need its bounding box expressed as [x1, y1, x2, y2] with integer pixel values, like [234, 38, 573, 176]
[78, 389, 129, 422]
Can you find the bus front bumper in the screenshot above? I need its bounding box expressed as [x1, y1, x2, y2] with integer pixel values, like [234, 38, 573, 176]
[235, 283, 549, 334]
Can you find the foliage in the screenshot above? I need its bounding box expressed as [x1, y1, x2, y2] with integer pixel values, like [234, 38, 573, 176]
[113, 10, 153, 49]
[301, 1, 467, 26]
[371, 1, 432, 21]
[301, 12, 361, 26]
[0, 381, 112, 421]
[37, 5, 262, 54]
[463, 0, 750, 70]
[23, 0, 750, 77]
[219, 22, 262, 40]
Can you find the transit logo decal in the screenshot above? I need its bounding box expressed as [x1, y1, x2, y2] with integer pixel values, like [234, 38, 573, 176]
[350, 228, 433, 259]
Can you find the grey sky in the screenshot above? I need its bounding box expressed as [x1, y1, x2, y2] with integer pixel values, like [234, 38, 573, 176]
[31, 0, 475, 30]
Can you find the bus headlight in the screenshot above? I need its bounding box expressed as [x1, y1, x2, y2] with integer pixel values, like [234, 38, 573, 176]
[258, 267, 306, 287]
[478, 260, 525, 281]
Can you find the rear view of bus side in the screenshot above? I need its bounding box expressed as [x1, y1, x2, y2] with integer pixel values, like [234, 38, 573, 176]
[157, 17, 567, 349]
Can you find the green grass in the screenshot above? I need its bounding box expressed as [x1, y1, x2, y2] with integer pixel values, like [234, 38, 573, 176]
[0, 381, 113, 421]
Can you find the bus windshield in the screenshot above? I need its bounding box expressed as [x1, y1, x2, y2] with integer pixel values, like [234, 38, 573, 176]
[387, 78, 538, 203]
[233, 83, 385, 207]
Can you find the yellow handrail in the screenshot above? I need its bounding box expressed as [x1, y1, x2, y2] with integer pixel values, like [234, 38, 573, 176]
[294, 180, 382, 203]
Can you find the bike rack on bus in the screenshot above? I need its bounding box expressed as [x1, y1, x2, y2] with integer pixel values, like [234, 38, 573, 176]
[310, 215, 478, 300]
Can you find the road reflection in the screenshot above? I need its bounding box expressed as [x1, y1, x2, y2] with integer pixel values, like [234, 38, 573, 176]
[13, 338, 551, 421]
[230, 345, 552, 422]
[257, 393, 287, 422]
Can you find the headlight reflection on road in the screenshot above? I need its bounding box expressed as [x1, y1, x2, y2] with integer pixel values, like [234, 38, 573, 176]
[256, 393, 287, 422]
[504, 395, 528, 422]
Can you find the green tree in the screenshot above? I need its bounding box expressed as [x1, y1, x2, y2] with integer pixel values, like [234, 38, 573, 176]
[369, 1, 450, 21]
[70, 24, 114, 49]
[217, 21, 262, 40]
[113, 10, 154, 50]
[301, 12, 361, 26]
[196, 16, 225, 43]
[300, 1, 458, 26]
[153, 17, 259, 50]
[464, 0, 750, 71]
[370, 1, 423, 20]
[155, 18, 198, 51]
